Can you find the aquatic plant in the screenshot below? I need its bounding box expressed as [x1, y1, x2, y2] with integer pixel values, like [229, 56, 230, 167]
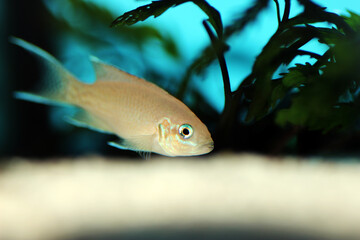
[10, 0, 360, 156]
[112, 0, 360, 154]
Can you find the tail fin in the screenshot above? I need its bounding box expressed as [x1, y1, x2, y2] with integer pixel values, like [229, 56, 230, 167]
[11, 37, 81, 106]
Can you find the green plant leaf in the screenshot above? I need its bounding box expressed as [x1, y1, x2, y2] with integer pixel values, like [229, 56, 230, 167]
[192, 0, 223, 38]
[270, 79, 288, 109]
[282, 63, 318, 88]
[112, 0, 223, 38]
[47, 0, 181, 59]
[178, 0, 271, 97]
[225, 0, 270, 38]
[343, 11, 360, 33]
[275, 23, 360, 132]
[111, 0, 183, 26]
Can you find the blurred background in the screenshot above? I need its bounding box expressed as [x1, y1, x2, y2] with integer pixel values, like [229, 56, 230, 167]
[2, 0, 360, 158]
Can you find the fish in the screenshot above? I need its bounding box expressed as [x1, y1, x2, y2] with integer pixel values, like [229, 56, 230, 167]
[11, 37, 214, 157]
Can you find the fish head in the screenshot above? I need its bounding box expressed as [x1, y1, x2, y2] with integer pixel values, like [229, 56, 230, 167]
[158, 117, 214, 156]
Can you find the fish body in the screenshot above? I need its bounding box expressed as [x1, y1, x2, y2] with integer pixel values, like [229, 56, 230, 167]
[12, 38, 214, 157]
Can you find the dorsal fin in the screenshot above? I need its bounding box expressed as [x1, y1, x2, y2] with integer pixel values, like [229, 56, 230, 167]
[90, 56, 135, 82]
[89, 56, 170, 95]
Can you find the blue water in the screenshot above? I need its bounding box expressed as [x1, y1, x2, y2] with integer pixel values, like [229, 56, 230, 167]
[2, 0, 360, 156]
[46, 0, 360, 112]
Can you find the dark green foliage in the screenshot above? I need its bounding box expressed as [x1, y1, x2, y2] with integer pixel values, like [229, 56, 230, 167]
[275, 32, 360, 131]
[232, 2, 360, 132]
[113, 0, 360, 152]
[178, 0, 271, 96]
[111, 0, 223, 98]
[111, 0, 223, 38]
[344, 11, 360, 32]
[49, 0, 181, 59]
[225, 0, 270, 38]
[111, 0, 225, 100]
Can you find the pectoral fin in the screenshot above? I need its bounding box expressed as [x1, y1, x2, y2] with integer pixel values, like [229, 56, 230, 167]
[108, 141, 128, 150]
[108, 138, 153, 160]
[65, 109, 113, 134]
[108, 134, 156, 153]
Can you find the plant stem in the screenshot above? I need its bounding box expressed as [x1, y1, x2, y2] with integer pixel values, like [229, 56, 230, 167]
[283, 0, 291, 22]
[273, 0, 281, 26]
[203, 19, 235, 144]
[202, 20, 231, 110]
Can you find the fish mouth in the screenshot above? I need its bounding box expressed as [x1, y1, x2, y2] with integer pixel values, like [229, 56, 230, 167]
[206, 142, 214, 150]
[198, 141, 214, 154]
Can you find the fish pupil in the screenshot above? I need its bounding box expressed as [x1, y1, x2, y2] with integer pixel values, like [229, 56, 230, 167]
[182, 128, 190, 136]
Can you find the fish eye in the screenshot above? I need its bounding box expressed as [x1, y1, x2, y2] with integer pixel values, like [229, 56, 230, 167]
[179, 124, 193, 139]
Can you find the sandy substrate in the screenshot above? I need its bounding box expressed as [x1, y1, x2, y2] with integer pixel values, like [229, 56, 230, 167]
[0, 153, 360, 240]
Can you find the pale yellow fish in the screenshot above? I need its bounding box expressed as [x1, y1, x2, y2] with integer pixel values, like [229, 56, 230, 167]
[12, 38, 214, 157]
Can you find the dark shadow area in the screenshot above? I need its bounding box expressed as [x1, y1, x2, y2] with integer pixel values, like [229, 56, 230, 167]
[70, 226, 338, 240]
